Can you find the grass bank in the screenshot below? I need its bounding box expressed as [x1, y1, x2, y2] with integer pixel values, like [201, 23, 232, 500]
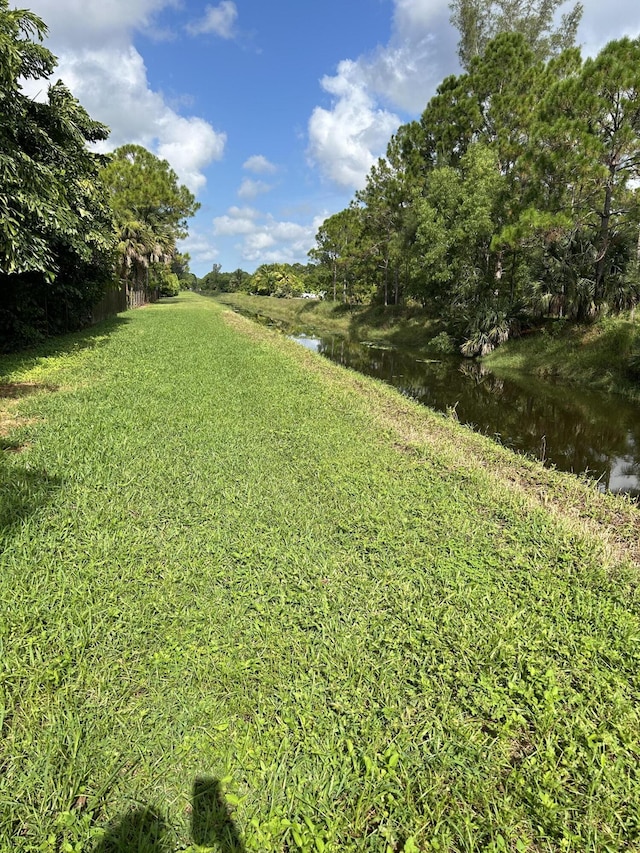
[211, 292, 442, 351]
[1, 292, 639, 852]
[484, 315, 640, 401]
[214, 294, 640, 402]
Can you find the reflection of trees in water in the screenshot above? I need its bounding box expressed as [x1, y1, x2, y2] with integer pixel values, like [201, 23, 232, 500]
[315, 335, 640, 495]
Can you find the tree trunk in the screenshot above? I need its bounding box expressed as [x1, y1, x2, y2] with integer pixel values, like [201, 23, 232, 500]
[595, 171, 615, 304]
[383, 258, 389, 306]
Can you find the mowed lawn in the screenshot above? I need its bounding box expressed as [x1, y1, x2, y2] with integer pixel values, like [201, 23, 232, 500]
[1, 293, 639, 852]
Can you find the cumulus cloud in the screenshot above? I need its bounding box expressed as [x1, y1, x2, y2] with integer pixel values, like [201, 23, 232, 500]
[307, 0, 456, 190]
[179, 229, 220, 265]
[306, 0, 640, 192]
[212, 207, 325, 266]
[186, 1, 238, 38]
[368, 0, 455, 112]
[25, 0, 179, 48]
[237, 178, 274, 200]
[213, 208, 261, 236]
[243, 155, 278, 174]
[308, 60, 401, 190]
[240, 214, 324, 264]
[25, 0, 226, 194]
[156, 117, 226, 193]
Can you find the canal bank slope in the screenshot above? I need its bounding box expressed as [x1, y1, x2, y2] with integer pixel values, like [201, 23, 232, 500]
[1, 291, 639, 851]
[483, 315, 640, 401]
[213, 292, 640, 402]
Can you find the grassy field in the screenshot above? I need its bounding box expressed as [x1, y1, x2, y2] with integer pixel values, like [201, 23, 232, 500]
[1, 292, 640, 852]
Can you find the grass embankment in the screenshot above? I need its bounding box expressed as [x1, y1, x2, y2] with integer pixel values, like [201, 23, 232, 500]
[484, 316, 640, 401]
[211, 292, 442, 351]
[214, 294, 640, 401]
[1, 292, 639, 852]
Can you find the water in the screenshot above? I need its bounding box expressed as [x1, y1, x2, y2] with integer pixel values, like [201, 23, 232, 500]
[291, 333, 640, 498]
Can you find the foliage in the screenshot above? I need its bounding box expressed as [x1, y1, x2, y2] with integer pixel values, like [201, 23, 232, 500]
[485, 313, 640, 397]
[429, 330, 457, 354]
[1, 293, 639, 851]
[249, 263, 305, 298]
[199, 264, 252, 293]
[0, 0, 117, 349]
[212, 291, 442, 350]
[308, 206, 375, 304]
[310, 28, 640, 357]
[154, 267, 181, 297]
[100, 145, 199, 294]
[449, 0, 583, 70]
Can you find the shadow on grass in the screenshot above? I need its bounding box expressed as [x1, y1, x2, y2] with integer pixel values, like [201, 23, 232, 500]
[0, 459, 61, 531]
[92, 805, 173, 853]
[0, 381, 57, 400]
[92, 778, 245, 853]
[191, 777, 245, 852]
[0, 315, 130, 375]
[156, 296, 189, 304]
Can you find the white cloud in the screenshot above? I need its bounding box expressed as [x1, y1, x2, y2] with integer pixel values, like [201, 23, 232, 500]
[244, 232, 276, 255]
[25, 0, 179, 48]
[25, 0, 225, 194]
[186, 1, 238, 38]
[228, 206, 260, 219]
[308, 59, 401, 189]
[307, 0, 455, 190]
[237, 178, 274, 200]
[240, 213, 326, 264]
[179, 230, 220, 265]
[211, 207, 326, 266]
[371, 0, 455, 112]
[213, 209, 261, 236]
[157, 117, 226, 193]
[243, 155, 278, 174]
[307, 0, 640, 193]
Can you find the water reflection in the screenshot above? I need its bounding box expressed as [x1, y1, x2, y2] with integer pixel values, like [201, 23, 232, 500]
[291, 334, 640, 498]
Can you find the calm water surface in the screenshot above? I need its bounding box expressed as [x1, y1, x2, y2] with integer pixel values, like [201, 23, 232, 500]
[291, 332, 640, 498]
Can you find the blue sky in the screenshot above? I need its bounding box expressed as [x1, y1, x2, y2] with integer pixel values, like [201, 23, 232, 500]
[21, 0, 640, 276]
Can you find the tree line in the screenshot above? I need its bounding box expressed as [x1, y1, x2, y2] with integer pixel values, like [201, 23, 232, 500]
[197, 262, 328, 298]
[0, 1, 197, 352]
[309, 0, 640, 355]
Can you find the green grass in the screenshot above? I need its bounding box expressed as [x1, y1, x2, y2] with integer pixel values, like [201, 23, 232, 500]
[211, 292, 442, 351]
[1, 292, 640, 852]
[484, 315, 640, 401]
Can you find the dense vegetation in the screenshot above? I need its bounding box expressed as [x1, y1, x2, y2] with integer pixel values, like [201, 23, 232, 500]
[198, 262, 328, 299]
[0, 1, 196, 352]
[1, 293, 639, 851]
[101, 145, 198, 301]
[307, 1, 640, 356]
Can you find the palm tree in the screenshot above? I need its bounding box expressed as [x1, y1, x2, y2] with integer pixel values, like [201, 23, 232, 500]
[117, 220, 173, 306]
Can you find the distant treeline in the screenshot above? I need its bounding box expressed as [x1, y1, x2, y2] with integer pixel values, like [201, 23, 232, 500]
[197, 263, 328, 298]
